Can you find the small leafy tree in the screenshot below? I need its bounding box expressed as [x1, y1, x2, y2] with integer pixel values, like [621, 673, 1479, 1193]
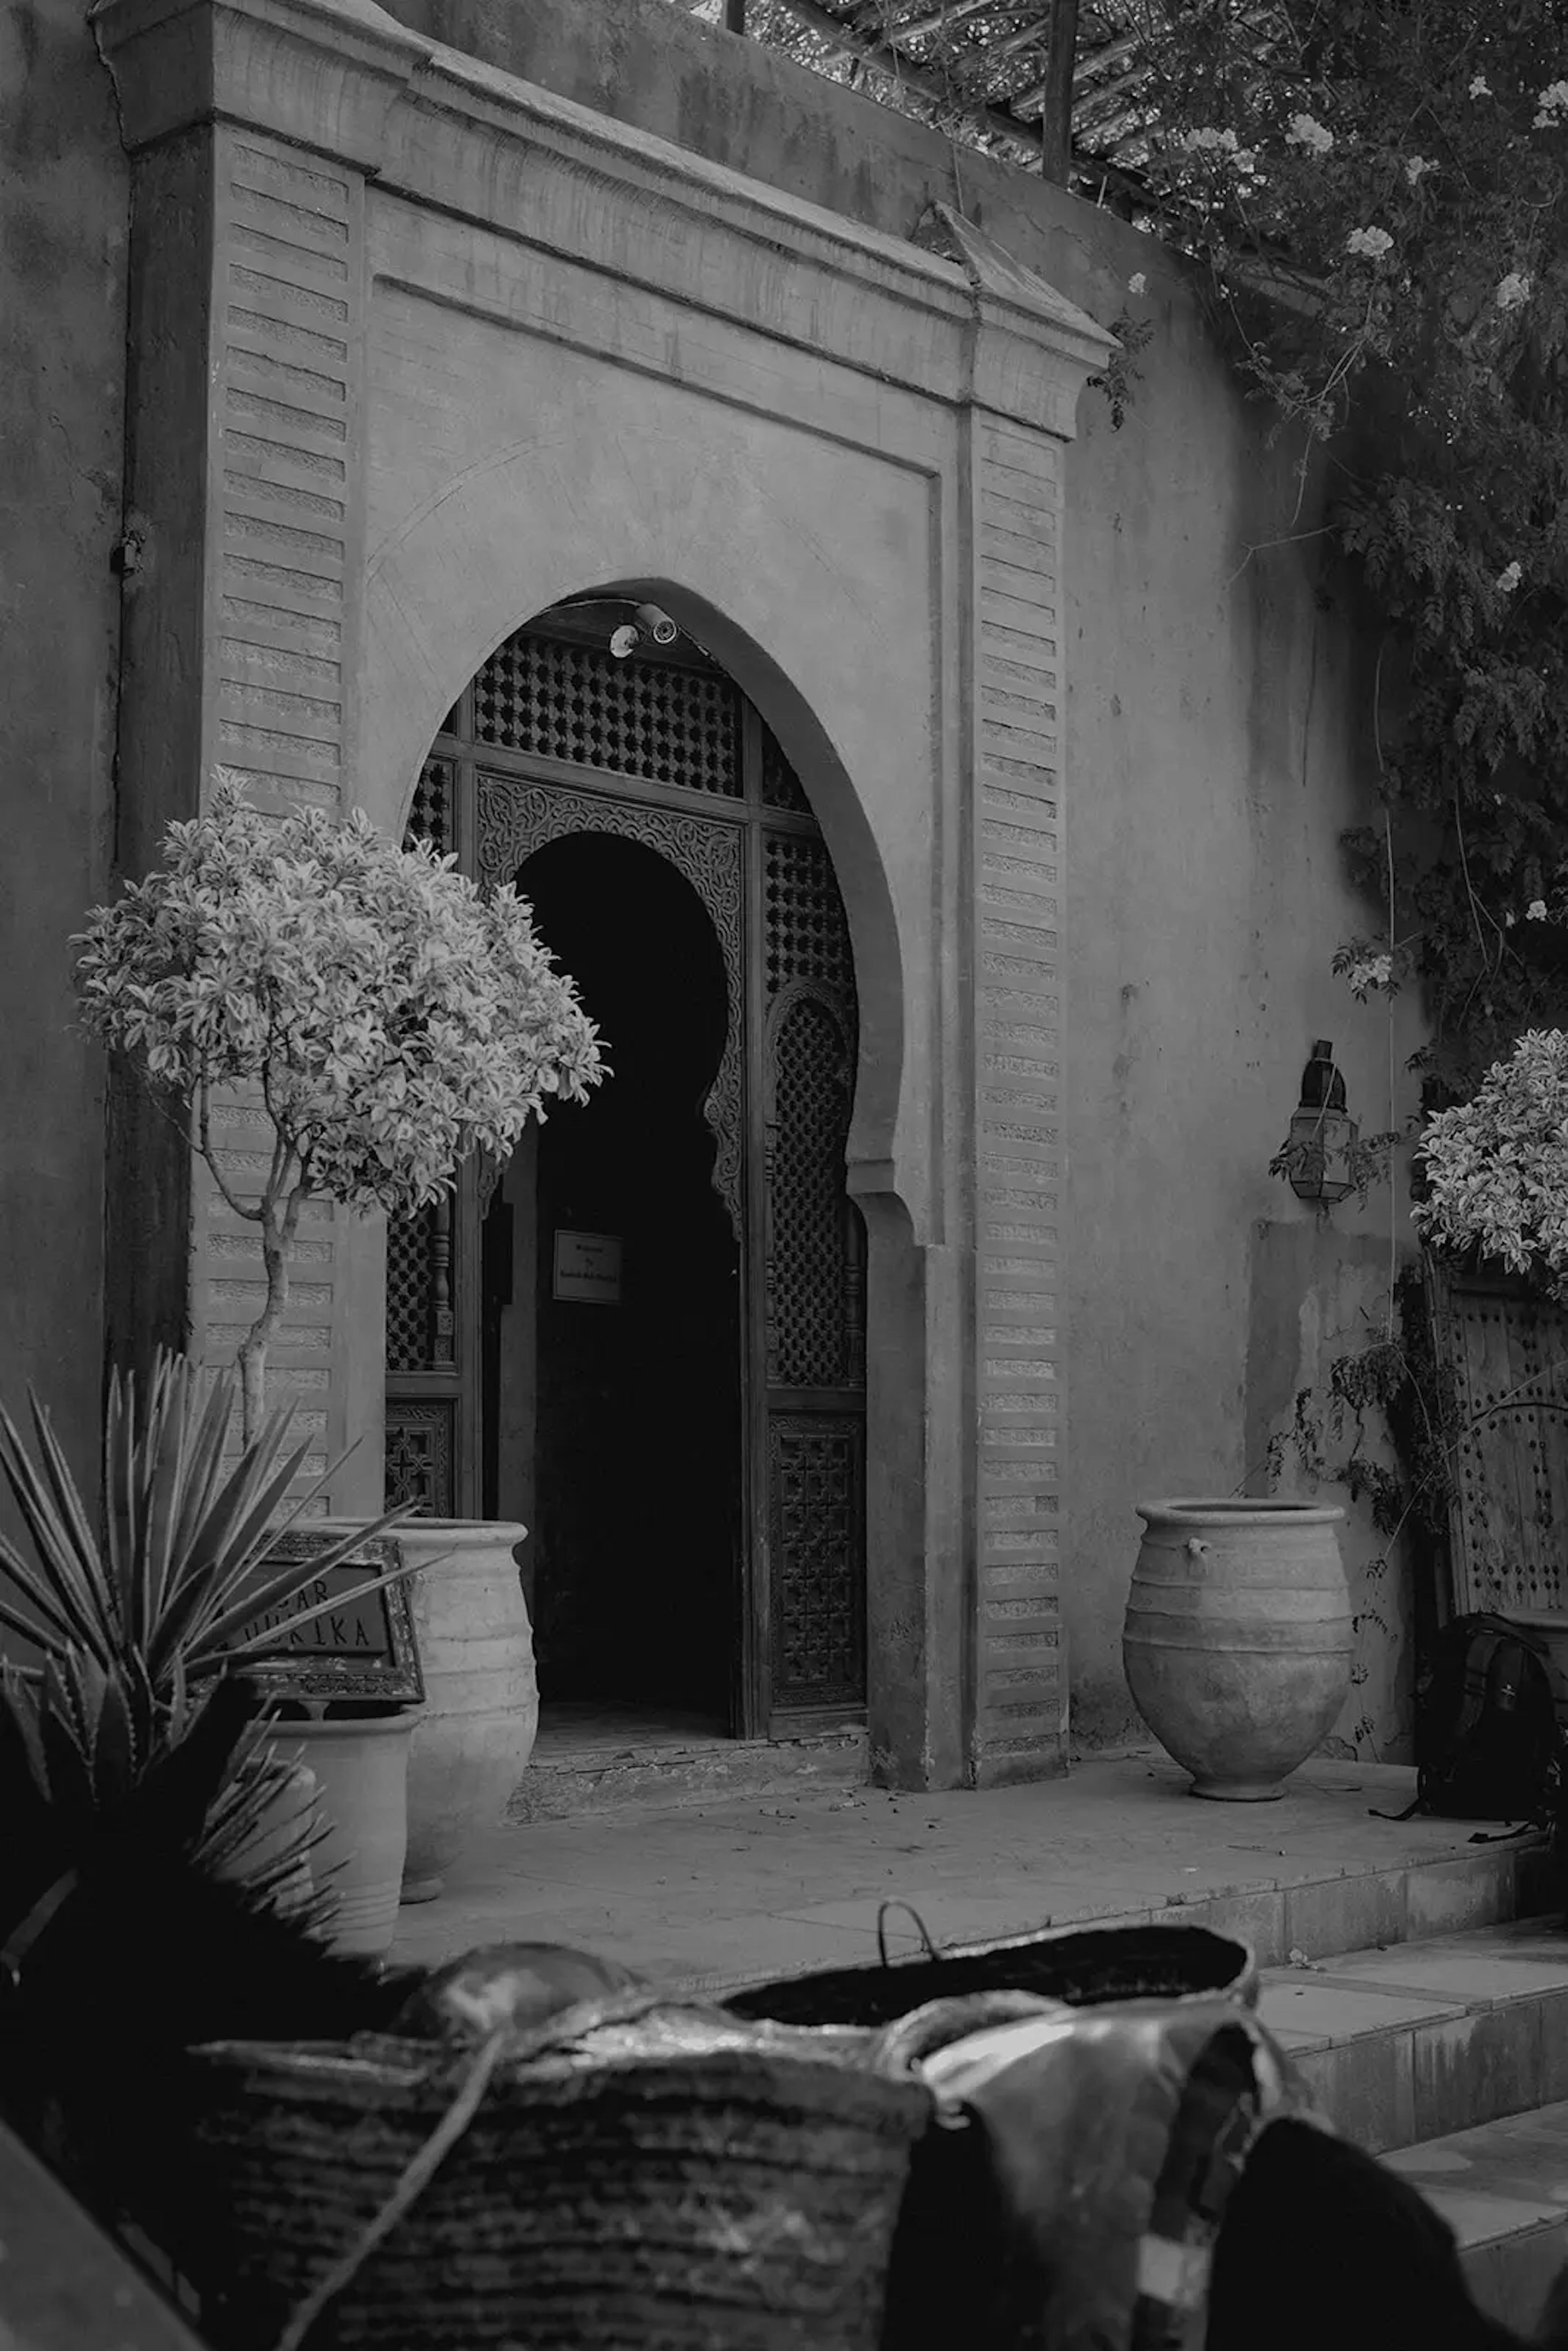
[76, 779, 604, 1443]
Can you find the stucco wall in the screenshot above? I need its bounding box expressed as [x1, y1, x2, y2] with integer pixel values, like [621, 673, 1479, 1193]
[0, 0, 125, 1493]
[1060, 261, 1424, 1758]
[375, 0, 1423, 1759]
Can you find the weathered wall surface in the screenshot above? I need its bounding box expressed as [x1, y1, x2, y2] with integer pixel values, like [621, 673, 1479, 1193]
[0, 0, 125, 1493]
[374, 0, 1422, 1758]
[1056, 258, 1425, 1760]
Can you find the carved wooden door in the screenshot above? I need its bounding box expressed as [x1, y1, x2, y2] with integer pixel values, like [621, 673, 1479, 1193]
[385, 618, 865, 1735]
[1428, 1261, 1568, 1618]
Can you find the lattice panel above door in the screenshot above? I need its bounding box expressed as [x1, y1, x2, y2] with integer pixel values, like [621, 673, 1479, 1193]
[761, 726, 813, 815]
[473, 633, 743, 796]
[407, 755, 453, 858]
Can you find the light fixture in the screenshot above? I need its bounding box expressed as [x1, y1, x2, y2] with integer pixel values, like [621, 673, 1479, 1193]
[1284, 1039, 1360, 1206]
[634, 602, 679, 645]
[608, 603, 680, 659]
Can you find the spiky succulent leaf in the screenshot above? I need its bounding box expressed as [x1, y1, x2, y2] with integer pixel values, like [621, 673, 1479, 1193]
[0, 1406, 115, 1662]
[0, 1659, 52, 1808]
[36, 1656, 101, 1826]
[0, 1347, 416, 1926]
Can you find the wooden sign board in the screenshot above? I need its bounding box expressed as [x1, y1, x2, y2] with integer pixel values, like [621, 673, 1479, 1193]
[233, 1532, 424, 1706]
[553, 1229, 622, 1305]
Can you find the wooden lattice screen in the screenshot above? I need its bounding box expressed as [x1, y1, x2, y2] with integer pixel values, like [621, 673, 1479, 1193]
[385, 620, 866, 1723]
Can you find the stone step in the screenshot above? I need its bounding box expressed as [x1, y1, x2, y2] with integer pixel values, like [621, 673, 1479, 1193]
[1258, 1917, 1568, 2154]
[506, 1723, 869, 1821]
[1388, 2097, 1568, 2337]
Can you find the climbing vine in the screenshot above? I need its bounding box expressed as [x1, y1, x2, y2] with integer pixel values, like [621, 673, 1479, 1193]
[1121, 2, 1568, 1103]
[1120, 9, 1568, 1688]
[1262, 1266, 1460, 1753]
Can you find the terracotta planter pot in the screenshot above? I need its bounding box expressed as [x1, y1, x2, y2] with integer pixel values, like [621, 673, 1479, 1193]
[394, 1518, 539, 1902]
[270, 1716, 413, 1957]
[212, 1760, 317, 1920]
[1123, 1499, 1352, 1801]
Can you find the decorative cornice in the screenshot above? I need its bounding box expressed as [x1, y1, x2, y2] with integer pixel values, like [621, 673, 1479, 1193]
[90, 0, 430, 163]
[92, 0, 1118, 437]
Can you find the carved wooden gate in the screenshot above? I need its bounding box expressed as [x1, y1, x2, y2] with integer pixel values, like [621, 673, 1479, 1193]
[384, 617, 866, 1733]
[1428, 1262, 1568, 1617]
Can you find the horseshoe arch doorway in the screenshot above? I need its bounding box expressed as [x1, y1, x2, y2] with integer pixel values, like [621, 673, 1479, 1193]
[384, 601, 867, 1741]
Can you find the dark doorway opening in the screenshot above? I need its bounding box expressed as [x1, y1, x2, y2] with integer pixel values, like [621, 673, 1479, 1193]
[484, 833, 741, 1733]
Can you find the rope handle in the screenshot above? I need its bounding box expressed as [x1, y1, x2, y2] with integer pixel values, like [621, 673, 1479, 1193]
[877, 1899, 940, 1968]
[273, 2026, 508, 2351]
[270, 1986, 699, 2351]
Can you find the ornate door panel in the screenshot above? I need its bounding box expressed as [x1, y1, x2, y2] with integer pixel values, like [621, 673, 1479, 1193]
[386, 618, 865, 1734]
[1428, 1262, 1568, 1617]
[385, 755, 466, 1518]
[761, 842, 866, 1723]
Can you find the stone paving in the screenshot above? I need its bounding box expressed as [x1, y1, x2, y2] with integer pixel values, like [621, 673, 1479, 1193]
[390, 1747, 1545, 1991]
[1258, 1920, 1568, 2153]
[1392, 2101, 1568, 2333]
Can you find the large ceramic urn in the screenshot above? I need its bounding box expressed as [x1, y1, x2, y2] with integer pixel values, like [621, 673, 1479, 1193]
[1123, 1499, 1352, 1801]
[396, 1518, 539, 1901]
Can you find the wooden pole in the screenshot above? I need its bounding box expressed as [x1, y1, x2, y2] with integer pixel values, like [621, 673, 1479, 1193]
[770, 0, 1046, 162]
[724, 0, 746, 29]
[1040, 0, 1079, 185]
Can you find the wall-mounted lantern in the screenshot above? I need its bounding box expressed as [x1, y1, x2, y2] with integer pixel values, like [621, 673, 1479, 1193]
[1283, 1039, 1360, 1205]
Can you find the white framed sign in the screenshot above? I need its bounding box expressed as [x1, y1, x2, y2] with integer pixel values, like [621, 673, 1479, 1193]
[553, 1229, 623, 1305]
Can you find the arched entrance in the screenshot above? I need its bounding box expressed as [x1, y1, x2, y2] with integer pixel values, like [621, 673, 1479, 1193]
[384, 601, 867, 1739]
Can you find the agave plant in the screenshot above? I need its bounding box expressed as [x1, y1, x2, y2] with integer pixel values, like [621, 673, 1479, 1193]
[0, 1351, 413, 1686]
[0, 1351, 416, 1959]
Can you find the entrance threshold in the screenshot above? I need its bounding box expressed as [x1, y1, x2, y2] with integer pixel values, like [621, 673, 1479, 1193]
[535, 1703, 732, 1757]
[511, 1702, 868, 1822]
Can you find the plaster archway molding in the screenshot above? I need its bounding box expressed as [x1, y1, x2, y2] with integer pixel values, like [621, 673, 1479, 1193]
[93, 0, 1114, 1783]
[361, 438, 918, 1218]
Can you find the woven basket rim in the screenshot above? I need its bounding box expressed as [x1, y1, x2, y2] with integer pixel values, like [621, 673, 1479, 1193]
[188, 2033, 934, 2101]
[931, 1919, 1252, 1971]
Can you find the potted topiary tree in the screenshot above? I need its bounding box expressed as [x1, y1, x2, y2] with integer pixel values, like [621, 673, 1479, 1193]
[74, 775, 606, 1900]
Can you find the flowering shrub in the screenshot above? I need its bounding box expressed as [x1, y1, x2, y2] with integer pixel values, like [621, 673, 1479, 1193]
[1413, 1032, 1568, 1294]
[77, 778, 604, 1436]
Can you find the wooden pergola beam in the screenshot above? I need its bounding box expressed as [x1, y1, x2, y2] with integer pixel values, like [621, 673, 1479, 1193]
[882, 0, 1020, 42]
[1039, 0, 1079, 183]
[768, 0, 1052, 158]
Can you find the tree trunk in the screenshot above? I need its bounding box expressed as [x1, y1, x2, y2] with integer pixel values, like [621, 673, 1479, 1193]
[236, 1207, 292, 1449]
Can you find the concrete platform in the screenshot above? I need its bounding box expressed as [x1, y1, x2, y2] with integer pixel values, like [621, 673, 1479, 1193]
[1390, 2099, 1568, 2335]
[1260, 1920, 1568, 2153]
[391, 1748, 1552, 1992]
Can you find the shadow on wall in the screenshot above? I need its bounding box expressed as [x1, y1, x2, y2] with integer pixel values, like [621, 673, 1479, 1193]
[1245, 1220, 1418, 1765]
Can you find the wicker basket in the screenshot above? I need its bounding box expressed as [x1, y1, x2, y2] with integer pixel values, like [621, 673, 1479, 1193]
[725, 1914, 1257, 2031]
[182, 1999, 933, 2351]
